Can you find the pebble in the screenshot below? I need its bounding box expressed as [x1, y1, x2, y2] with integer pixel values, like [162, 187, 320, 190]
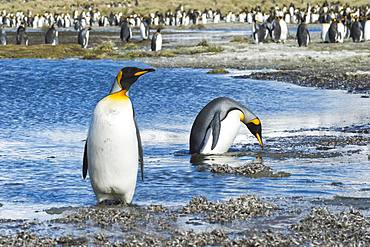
[0, 232, 56, 246]
[292, 207, 370, 245]
[181, 195, 277, 223]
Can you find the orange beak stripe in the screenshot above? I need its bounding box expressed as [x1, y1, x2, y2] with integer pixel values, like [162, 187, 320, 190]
[134, 71, 149, 76]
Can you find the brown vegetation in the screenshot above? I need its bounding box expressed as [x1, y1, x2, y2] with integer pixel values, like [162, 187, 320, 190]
[0, 0, 368, 15]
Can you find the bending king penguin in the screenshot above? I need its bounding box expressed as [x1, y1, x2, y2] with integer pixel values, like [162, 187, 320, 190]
[83, 67, 155, 204]
[190, 97, 263, 154]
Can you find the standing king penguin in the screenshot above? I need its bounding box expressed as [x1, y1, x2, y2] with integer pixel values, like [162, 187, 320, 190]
[278, 17, 288, 43]
[190, 97, 263, 155]
[350, 18, 363, 43]
[78, 27, 91, 48]
[45, 24, 59, 45]
[83, 67, 155, 204]
[151, 29, 162, 51]
[270, 18, 282, 42]
[364, 17, 370, 41]
[252, 22, 269, 44]
[321, 20, 331, 43]
[0, 27, 6, 45]
[328, 19, 339, 43]
[139, 19, 150, 40]
[337, 19, 346, 43]
[16, 25, 29, 45]
[120, 20, 132, 43]
[297, 22, 310, 47]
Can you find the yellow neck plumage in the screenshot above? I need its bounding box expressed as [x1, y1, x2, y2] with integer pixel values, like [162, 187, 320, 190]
[107, 90, 129, 101]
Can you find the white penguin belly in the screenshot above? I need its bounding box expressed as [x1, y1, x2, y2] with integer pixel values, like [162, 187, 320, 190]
[337, 23, 346, 43]
[155, 34, 162, 51]
[306, 34, 310, 46]
[140, 24, 146, 39]
[87, 97, 138, 203]
[364, 21, 370, 41]
[201, 110, 242, 154]
[279, 20, 288, 41]
[322, 24, 330, 42]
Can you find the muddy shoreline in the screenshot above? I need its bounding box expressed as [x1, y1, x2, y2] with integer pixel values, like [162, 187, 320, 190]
[1, 123, 369, 246]
[0, 196, 369, 246]
[1, 24, 370, 94]
[237, 69, 370, 94]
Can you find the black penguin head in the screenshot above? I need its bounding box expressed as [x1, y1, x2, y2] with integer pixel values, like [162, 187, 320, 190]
[244, 118, 263, 148]
[116, 67, 155, 91]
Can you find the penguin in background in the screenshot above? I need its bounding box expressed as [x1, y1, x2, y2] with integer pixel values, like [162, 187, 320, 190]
[328, 19, 339, 43]
[297, 20, 310, 47]
[151, 29, 162, 51]
[45, 24, 59, 45]
[0, 27, 7, 45]
[270, 17, 282, 42]
[278, 17, 288, 43]
[253, 22, 269, 44]
[321, 22, 331, 42]
[189, 97, 263, 155]
[139, 18, 150, 40]
[120, 19, 131, 42]
[360, 16, 367, 36]
[201, 10, 207, 24]
[345, 16, 352, 39]
[74, 20, 82, 31]
[350, 17, 363, 42]
[320, 14, 331, 43]
[83, 67, 155, 204]
[16, 25, 29, 45]
[78, 27, 91, 48]
[363, 16, 370, 41]
[337, 18, 346, 43]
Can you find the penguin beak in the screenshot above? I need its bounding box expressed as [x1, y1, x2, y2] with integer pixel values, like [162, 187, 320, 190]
[256, 132, 263, 148]
[134, 68, 155, 77]
[245, 119, 264, 148]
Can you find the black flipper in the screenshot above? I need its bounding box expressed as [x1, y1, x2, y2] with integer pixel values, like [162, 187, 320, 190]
[83, 141, 88, 179]
[134, 117, 144, 182]
[211, 111, 221, 150]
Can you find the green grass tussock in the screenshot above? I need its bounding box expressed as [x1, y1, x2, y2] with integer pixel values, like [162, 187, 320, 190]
[207, 68, 230, 74]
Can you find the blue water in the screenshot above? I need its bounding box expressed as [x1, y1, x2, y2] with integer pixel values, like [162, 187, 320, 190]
[0, 59, 369, 219]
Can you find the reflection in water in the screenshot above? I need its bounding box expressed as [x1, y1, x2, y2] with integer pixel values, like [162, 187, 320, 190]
[190, 152, 262, 167]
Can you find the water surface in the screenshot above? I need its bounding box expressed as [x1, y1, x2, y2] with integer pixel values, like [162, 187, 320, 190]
[0, 59, 369, 219]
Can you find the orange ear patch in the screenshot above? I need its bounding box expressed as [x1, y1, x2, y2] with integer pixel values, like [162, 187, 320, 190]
[240, 113, 245, 121]
[249, 118, 261, 125]
[116, 71, 123, 87]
